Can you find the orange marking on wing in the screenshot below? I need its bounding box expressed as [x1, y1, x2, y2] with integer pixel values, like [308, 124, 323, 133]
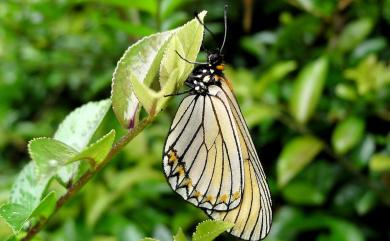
[168, 150, 178, 165]
[193, 191, 202, 198]
[219, 194, 228, 203]
[181, 178, 192, 187]
[176, 166, 185, 176]
[233, 191, 240, 200]
[205, 195, 214, 202]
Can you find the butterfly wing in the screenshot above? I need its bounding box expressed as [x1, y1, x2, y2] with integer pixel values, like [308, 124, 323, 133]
[206, 79, 272, 240]
[162, 89, 244, 211]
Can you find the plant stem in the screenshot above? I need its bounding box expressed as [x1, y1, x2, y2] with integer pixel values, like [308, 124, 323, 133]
[21, 116, 155, 241]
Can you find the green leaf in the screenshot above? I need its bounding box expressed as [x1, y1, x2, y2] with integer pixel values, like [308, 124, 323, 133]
[29, 138, 78, 177]
[385, 0, 390, 24]
[84, 167, 162, 227]
[192, 220, 234, 241]
[105, 17, 155, 37]
[326, 218, 364, 241]
[54, 99, 111, 184]
[282, 181, 325, 205]
[351, 38, 387, 61]
[173, 228, 187, 241]
[0, 192, 56, 234]
[0, 203, 30, 233]
[156, 11, 206, 112]
[355, 191, 376, 215]
[161, 0, 186, 19]
[139, 238, 159, 241]
[112, 11, 205, 120]
[243, 104, 280, 128]
[289, 0, 337, 17]
[9, 162, 49, 211]
[155, 68, 179, 112]
[277, 136, 323, 187]
[369, 153, 390, 172]
[159, 11, 205, 87]
[344, 54, 390, 95]
[54, 99, 111, 151]
[289, 57, 328, 124]
[128, 73, 159, 115]
[331, 116, 365, 155]
[337, 18, 374, 52]
[99, 0, 157, 15]
[30, 192, 56, 219]
[335, 84, 357, 101]
[111, 31, 173, 128]
[68, 130, 116, 166]
[255, 60, 297, 95]
[30, 130, 115, 178]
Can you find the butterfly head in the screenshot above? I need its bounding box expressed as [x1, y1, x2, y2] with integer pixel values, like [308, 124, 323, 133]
[207, 51, 223, 65]
[207, 52, 224, 71]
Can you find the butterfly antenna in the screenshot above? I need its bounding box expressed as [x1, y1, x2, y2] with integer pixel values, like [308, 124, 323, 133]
[164, 89, 192, 97]
[175, 50, 207, 65]
[220, 4, 228, 53]
[195, 11, 218, 44]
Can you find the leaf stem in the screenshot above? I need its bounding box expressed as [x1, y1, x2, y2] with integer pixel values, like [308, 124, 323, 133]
[21, 116, 155, 241]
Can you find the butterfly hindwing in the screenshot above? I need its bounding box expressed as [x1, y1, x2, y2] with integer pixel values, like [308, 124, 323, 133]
[205, 79, 272, 240]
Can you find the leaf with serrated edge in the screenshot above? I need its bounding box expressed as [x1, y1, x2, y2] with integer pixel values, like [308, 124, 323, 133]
[155, 11, 206, 114]
[192, 220, 234, 241]
[111, 31, 173, 128]
[0, 203, 30, 233]
[2, 131, 114, 235]
[277, 136, 323, 187]
[128, 73, 159, 115]
[54, 99, 111, 151]
[159, 11, 206, 88]
[29, 138, 78, 178]
[0, 192, 56, 234]
[155, 68, 180, 112]
[174, 228, 187, 241]
[9, 162, 50, 210]
[112, 11, 205, 122]
[30, 131, 115, 178]
[54, 99, 111, 184]
[68, 130, 115, 165]
[30, 192, 56, 219]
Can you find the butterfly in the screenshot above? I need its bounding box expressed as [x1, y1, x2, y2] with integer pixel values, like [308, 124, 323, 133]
[162, 6, 272, 241]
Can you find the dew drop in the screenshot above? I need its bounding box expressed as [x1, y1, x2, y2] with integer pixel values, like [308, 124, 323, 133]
[48, 159, 58, 167]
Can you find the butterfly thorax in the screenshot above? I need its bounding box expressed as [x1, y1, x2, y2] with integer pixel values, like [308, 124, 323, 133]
[186, 53, 225, 95]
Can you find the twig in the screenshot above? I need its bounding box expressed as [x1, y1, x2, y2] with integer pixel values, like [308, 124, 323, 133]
[21, 116, 155, 241]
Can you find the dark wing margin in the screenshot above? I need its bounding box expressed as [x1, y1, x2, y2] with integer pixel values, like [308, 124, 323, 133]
[162, 92, 244, 211]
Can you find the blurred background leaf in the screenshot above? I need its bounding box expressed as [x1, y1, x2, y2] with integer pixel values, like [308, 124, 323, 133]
[0, 0, 389, 240]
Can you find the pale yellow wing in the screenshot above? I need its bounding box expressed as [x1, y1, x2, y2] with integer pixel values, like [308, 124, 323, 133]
[162, 90, 244, 211]
[206, 79, 272, 240]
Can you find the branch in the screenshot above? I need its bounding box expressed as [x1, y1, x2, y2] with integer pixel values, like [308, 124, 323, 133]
[21, 116, 155, 241]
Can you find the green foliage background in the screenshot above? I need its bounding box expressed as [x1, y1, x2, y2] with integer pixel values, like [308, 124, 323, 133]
[1, 0, 390, 240]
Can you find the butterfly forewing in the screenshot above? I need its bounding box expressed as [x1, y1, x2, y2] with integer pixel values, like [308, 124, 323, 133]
[205, 79, 272, 240]
[163, 86, 244, 211]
